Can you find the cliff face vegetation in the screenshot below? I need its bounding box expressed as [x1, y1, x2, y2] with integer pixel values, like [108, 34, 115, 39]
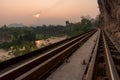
[98, 0, 120, 38]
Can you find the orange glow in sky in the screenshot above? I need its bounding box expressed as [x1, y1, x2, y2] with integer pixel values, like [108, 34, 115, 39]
[33, 13, 40, 19]
[0, 0, 99, 26]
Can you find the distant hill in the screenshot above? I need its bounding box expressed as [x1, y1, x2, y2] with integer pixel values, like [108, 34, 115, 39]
[8, 23, 26, 27]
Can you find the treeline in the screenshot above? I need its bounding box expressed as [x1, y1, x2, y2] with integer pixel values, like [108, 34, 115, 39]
[0, 16, 98, 56]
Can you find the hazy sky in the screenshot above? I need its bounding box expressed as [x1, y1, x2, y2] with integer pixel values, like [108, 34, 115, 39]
[0, 0, 99, 26]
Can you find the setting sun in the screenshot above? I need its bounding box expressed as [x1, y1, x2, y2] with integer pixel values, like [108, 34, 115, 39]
[33, 13, 40, 19]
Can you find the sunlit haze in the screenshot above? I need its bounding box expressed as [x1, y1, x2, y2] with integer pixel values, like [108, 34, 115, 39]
[0, 0, 99, 26]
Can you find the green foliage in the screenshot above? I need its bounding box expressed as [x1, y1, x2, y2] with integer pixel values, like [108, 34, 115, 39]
[34, 25, 65, 37]
[0, 42, 12, 50]
[92, 15, 103, 28]
[65, 16, 94, 37]
[0, 27, 37, 56]
[36, 34, 50, 40]
[0, 16, 97, 56]
[9, 41, 36, 56]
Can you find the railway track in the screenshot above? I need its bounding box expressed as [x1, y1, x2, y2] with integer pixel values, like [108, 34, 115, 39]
[0, 30, 96, 80]
[83, 30, 120, 80]
[0, 30, 93, 70]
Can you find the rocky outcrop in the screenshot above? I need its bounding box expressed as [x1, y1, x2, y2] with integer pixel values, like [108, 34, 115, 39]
[98, 0, 120, 39]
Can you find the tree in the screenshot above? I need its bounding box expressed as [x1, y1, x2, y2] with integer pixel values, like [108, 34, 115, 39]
[65, 20, 70, 26]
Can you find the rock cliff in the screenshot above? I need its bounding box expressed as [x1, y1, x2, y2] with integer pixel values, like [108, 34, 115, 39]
[98, 0, 120, 38]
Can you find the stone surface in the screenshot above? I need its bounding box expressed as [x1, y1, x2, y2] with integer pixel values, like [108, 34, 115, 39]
[98, 0, 120, 39]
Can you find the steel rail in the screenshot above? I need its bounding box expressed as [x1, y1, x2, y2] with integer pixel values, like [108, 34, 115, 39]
[83, 30, 120, 80]
[103, 32, 120, 80]
[82, 29, 101, 80]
